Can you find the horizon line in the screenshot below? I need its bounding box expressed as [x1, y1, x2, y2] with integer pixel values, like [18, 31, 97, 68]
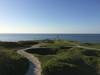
[0, 33, 100, 34]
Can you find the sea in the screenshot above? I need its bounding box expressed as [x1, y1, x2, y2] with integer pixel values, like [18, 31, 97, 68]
[0, 34, 100, 43]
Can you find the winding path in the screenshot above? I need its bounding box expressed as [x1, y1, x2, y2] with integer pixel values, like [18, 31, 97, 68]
[17, 43, 100, 75]
[76, 45, 100, 51]
[17, 44, 41, 75]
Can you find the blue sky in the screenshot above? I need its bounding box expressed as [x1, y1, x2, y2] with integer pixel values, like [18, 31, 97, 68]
[0, 0, 100, 33]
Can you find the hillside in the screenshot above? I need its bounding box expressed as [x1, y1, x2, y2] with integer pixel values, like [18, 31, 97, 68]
[0, 40, 100, 75]
[26, 40, 100, 75]
[0, 41, 39, 75]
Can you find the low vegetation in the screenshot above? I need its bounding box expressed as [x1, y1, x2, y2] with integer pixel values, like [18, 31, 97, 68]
[0, 40, 100, 75]
[0, 41, 39, 49]
[81, 42, 100, 49]
[0, 41, 39, 75]
[0, 48, 29, 75]
[26, 40, 100, 75]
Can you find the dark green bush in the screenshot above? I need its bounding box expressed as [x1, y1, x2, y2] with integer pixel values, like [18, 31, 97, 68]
[18, 41, 39, 47]
[0, 42, 22, 48]
[26, 48, 57, 55]
[82, 49, 100, 57]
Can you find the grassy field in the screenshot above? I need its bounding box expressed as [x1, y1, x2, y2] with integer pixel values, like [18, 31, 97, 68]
[26, 40, 100, 75]
[81, 42, 100, 49]
[0, 41, 39, 75]
[0, 48, 29, 75]
[40, 40, 79, 48]
[0, 40, 100, 75]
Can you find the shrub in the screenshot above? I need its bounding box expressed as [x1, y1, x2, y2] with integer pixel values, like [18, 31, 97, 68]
[26, 48, 58, 55]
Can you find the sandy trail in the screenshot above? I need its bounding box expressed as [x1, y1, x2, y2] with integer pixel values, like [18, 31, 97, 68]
[17, 43, 100, 75]
[17, 44, 41, 75]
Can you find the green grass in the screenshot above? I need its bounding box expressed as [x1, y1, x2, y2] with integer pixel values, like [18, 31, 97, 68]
[3, 40, 98, 75]
[0, 41, 39, 75]
[0, 41, 41, 75]
[81, 43, 100, 49]
[26, 40, 100, 75]
[40, 40, 79, 48]
[42, 48, 100, 75]
[35, 54, 55, 68]
[0, 48, 29, 75]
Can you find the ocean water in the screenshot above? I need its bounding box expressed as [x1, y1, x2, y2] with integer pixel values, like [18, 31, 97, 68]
[0, 34, 100, 43]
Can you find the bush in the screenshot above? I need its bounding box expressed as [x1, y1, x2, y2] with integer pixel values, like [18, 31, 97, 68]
[18, 41, 39, 47]
[26, 48, 58, 55]
[0, 42, 22, 48]
[82, 49, 100, 57]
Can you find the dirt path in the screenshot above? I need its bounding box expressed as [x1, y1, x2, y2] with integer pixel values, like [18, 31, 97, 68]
[17, 44, 41, 75]
[76, 45, 100, 51]
[67, 41, 100, 51]
[17, 43, 100, 75]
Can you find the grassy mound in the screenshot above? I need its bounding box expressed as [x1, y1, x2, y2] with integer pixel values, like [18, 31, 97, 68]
[0, 41, 39, 75]
[42, 48, 100, 75]
[0, 41, 39, 49]
[26, 40, 100, 75]
[81, 43, 100, 48]
[0, 48, 29, 75]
